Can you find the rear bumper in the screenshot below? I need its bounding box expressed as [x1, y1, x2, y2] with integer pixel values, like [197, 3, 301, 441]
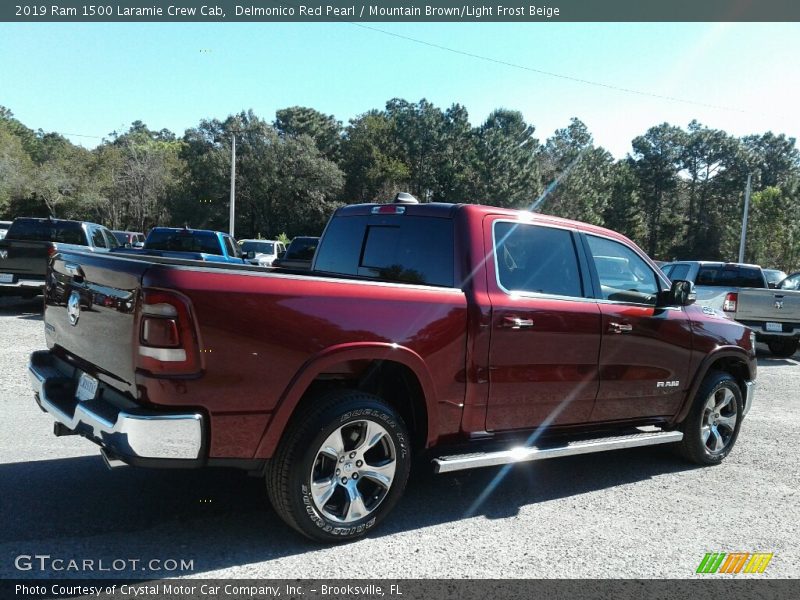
[0, 276, 45, 292]
[738, 320, 800, 339]
[29, 350, 205, 466]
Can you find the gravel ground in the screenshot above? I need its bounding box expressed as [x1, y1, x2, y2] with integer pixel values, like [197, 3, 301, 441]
[0, 295, 797, 579]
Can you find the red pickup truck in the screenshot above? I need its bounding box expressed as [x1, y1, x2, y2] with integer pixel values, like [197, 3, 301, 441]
[29, 197, 757, 541]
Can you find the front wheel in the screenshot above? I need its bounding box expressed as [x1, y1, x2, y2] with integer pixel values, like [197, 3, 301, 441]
[677, 371, 743, 465]
[767, 338, 799, 358]
[267, 390, 411, 542]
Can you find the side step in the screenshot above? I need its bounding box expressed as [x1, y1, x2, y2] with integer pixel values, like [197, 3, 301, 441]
[432, 430, 683, 474]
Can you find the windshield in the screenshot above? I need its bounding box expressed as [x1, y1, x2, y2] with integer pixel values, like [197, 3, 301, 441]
[145, 230, 222, 255]
[241, 241, 275, 255]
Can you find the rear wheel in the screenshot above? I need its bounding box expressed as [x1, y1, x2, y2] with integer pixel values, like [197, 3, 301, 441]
[767, 338, 798, 358]
[267, 390, 411, 542]
[678, 371, 743, 465]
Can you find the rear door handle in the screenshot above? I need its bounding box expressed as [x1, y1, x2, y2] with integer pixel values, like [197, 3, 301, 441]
[609, 322, 633, 334]
[503, 316, 534, 329]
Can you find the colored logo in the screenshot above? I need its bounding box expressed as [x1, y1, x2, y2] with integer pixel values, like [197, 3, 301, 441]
[697, 552, 773, 574]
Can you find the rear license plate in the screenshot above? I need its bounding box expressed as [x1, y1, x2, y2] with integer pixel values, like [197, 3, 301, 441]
[76, 373, 98, 402]
[0, 273, 14, 283]
[765, 322, 783, 332]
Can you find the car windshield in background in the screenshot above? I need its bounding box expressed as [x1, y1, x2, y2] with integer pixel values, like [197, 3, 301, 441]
[286, 239, 318, 260]
[242, 241, 275, 254]
[763, 269, 787, 286]
[146, 230, 222, 255]
[6, 219, 85, 244]
[696, 265, 764, 288]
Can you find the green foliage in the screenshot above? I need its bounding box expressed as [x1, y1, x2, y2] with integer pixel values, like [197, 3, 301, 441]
[1, 102, 799, 272]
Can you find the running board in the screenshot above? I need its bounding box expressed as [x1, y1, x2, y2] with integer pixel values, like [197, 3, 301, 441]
[432, 430, 683, 474]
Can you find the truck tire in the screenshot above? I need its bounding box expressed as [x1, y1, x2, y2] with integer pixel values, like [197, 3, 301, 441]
[677, 371, 743, 466]
[767, 338, 798, 358]
[266, 390, 411, 542]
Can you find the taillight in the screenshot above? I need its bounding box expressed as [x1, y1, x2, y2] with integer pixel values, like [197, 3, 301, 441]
[136, 289, 201, 375]
[47, 244, 58, 257]
[723, 292, 738, 312]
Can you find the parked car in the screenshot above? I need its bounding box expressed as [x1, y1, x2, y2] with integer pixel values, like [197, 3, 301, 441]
[0, 217, 119, 297]
[239, 239, 285, 266]
[0, 220, 12, 240]
[112, 230, 145, 248]
[762, 268, 788, 289]
[30, 197, 757, 542]
[272, 236, 319, 270]
[662, 261, 800, 357]
[115, 227, 245, 264]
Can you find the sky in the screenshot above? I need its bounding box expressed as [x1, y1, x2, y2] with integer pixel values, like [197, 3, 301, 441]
[1, 21, 799, 158]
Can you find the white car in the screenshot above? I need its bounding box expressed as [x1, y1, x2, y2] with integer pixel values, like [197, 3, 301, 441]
[239, 239, 285, 266]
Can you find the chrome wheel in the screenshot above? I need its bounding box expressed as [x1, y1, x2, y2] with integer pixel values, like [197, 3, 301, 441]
[309, 420, 397, 524]
[701, 387, 738, 454]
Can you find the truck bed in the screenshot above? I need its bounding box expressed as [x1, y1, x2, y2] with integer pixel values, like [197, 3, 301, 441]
[44, 249, 469, 458]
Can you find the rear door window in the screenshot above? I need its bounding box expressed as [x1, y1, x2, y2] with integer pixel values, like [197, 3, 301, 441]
[493, 222, 583, 298]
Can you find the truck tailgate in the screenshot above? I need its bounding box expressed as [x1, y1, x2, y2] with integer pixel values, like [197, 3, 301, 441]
[736, 288, 800, 325]
[45, 251, 149, 394]
[0, 239, 52, 280]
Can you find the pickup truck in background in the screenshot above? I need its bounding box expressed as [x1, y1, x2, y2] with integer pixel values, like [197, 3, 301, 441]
[0, 220, 12, 240]
[239, 239, 286, 267]
[272, 236, 319, 270]
[0, 217, 120, 297]
[30, 197, 757, 542]
[115, 227, 245, 264]
[662, 261, 800, 357]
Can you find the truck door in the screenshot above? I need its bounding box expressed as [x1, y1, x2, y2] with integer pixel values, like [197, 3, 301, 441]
[485, 218, 602, 431]
[581, 233, 693, 421]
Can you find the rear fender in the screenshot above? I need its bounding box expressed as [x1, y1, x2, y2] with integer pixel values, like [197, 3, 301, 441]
[672, 346, 755, 425]
[254, 342, 437, 459]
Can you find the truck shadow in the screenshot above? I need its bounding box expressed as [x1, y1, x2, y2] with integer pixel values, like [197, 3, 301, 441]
[0, 296, 43, 319]
[0, 447, 696, 578]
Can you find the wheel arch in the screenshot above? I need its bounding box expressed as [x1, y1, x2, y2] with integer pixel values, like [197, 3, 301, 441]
[673, 347, 753, 425]
[254, 343, 436, 459]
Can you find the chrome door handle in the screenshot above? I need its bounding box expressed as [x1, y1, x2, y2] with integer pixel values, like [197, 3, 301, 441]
[609, 322, 633, 334]
[503, 316, 534, 329]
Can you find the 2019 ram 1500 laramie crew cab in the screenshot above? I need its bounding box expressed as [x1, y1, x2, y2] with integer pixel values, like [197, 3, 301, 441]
[29, 197, 756, 541]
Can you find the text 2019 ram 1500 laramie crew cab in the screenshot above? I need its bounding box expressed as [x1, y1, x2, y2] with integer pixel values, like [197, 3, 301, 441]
[29, 197, 757, 541]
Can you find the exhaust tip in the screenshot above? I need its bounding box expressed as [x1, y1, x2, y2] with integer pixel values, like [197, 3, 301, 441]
[100, 448, 126, 469]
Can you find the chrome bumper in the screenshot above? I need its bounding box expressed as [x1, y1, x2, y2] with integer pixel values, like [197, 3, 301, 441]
[29, 350, 204, 463]
[743, 380, 756, 417]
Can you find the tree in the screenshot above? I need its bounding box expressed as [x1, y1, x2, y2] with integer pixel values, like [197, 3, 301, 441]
[474, 108, 540, 208]
[274, 106, 342, 162]
[341, 110, 410, 203]
[180, 110, 343, 238]
[539, 118, 613, 224]
[630, 123, 687, 258]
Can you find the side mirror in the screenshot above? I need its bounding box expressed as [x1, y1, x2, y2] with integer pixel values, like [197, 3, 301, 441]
[658, 280, 696, 307]
[124, 242, 132, 248]
[277, 251, 286, 259]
